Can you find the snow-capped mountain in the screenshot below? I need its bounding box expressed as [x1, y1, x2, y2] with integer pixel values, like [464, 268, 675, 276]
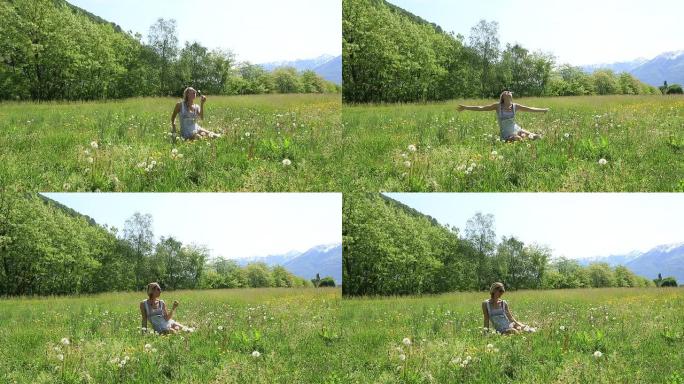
[258, 54, 342, 84]
[236, 243, 342, 284]
[579, 242, 684, 283]
[581, 50, 684, 86]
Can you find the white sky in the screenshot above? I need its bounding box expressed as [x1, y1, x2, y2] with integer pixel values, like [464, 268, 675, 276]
[42, 193, 342, 259]
[388, 0, 684, 65]
[385, 193, 684, 259]
[66, 0, 341, 63]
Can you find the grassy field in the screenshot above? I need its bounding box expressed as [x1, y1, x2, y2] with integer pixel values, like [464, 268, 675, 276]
[340, 288, 684, 383]
[342, 95, 684, 192]
[0, 288, 341, 384]
[0, 94, 341, 192]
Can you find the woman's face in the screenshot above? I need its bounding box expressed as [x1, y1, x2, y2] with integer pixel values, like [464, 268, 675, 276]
[494, 286, 505, 299]
[151, 286, 161, 298]
[187, 90, 196, 102]
[501, 91, 513, 103]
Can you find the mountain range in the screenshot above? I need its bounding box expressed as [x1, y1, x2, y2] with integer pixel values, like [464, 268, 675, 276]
[259, 54, 342, 84]
[582, 50, 684, 87]
[237, 243, 342, 284]
[578, 242, 684, 283]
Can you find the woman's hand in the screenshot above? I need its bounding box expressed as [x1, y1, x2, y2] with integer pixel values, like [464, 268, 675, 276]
[200, 95, 207, 103]
[173, 300, 179, 310]
[457, 105, 465, 111]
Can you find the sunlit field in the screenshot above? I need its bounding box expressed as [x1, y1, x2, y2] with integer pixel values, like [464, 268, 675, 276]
[0, 94, 341, 192]
[340, 288, 684, 383]
[0, 288, 341, 384]
[342, 95, 684, 192]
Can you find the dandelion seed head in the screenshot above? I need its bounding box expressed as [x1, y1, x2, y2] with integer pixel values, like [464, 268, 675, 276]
[251, 350, 261, 358]
[282, 158, 292, 166]
[598, 158, 608, 165]
[402, 337, 412, 346]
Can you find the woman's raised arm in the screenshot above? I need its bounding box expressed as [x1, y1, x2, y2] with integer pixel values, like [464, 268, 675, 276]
[458, 103, 498, 112]
[515, 104, 549, 113]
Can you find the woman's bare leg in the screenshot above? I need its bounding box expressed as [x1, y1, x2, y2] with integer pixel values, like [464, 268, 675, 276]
[197, 127, 221, 138]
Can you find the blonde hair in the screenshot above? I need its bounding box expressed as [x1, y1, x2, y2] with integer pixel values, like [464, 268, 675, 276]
[490, 282, 505, 296]
[147, 282, 161, 297]
[182, 87, 196, 106]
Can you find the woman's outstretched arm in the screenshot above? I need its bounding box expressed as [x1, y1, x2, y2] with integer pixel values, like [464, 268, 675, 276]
[504, 303, 523, 326]
[482, 302, 490, 329]
[139, 302, 148, 333]
[515, 104, 549, 113]
[170, 102, 181, 142]
[458, 103, 498, 112]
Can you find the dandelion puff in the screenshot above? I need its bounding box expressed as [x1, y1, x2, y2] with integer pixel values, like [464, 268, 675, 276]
[90, 141, 98, 149]
[486, 343, 494, 350]
[399, 354, 406, 361]
[560, 325, 566, 331]
[408, 144, 417, 152]
[401, 153, 408, 159]
[451, 357, 462, 365]
[60, 338, 70, 346]
[87, 157, 94, 164]
[251, 350, 261, 358]
[598, 158, 608, 165]
[144, 343, 152, 350]
[171, 148, 178, 155]
[564, 133, 570, 138]
[110, 357, 120, 364]
[282, 158, 291, 166]
[217, 325, 224, 331]
[404, 161, 411, 168]
[491, 150, 497, 156]
[593, 351, 603, 358]
[57, 354, 64, 361]
[245, 132, 251, 137]
[402, 337, 412, 346]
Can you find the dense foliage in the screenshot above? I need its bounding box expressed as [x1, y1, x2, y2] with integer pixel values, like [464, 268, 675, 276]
[0, 193, 320, 295]
[342, 0, 657, 103]
[342, 194, 655, 296]
[0, 0, 338, 101]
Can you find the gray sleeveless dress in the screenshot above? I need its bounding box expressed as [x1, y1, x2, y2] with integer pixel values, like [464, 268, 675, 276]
[485, 299, 514, 333]
[497, 103, 521, 139]
[179, 102, 200, 139]
[144, 299, 174, 332]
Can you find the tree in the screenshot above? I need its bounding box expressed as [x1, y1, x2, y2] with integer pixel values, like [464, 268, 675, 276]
[468, 20, 500, 97]
[465, 212, 496, 290]
[245, 262, 273, 288]
[272, 67, 302, 94]
[319, 277, 336, 287]
[148, 18, 179, 95]
[123, 212, 154, 289]
[660, 277, 678, 287]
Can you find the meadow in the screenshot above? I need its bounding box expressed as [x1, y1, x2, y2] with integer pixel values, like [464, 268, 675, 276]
[0, 94, 341, 192]
[0, 288, 341, 384]
[340, 287, 684, 383]
[342, 95, 684, 192]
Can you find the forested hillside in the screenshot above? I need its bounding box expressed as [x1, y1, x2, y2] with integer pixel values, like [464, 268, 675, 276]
[342, 0, 658, 103]
[342, 194, 654, 296]
[0, 193, 316, 295]
[0, 0, 338, 101]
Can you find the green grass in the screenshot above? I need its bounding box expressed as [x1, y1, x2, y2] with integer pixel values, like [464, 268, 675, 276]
[342, 95, 684, 191]
[339, 287, 684, 383]
[0, 94, 341, 191]
[0, 288, 341, 384]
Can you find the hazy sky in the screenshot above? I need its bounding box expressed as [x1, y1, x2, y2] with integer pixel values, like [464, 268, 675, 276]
[42, 193, 341, 259]
[385, 193, 684, 259]
[388, 0, 684, 65]
[66, 0, 341, 63]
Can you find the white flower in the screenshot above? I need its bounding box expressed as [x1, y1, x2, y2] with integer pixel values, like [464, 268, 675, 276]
[217, 325, 224, 331]
[457, 164, 466, 171]
[559, 325, 566, 331]
[408, 144, 417, 152]
[465, 355, 472, 361]
[451, 357, 462, 365]
[84, 149, 90, 155]
[598, 158, 607, 165]
[87, 157, 94, 164]
[245, 132, 251, 137]
[171, 148, 178, 155]
[399, 354, 406, 361]
[593, 350, 603, 358]
[124, 356, 130, 361]
[470, 162, 476, 168]
[486, 343, 494, 350]
[60, 338, 70, 346]
[491, 150, 497, 156]
[564, 133, 570, 138]
[282, 158, 291, 166]
[56, 354, 64, 361]
[402, 337, 412, 346]
[144, 343, 152, 350]
[90, 141, 98, 149]
[401, 153, 408, 159]
[404, 161, 411, 168]
[251, 350, 261, 358]
[150, 160, 157, 166]
[110, 357, 120, 364]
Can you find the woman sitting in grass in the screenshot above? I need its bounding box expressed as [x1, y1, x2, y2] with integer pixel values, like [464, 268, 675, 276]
[482, 282, 535, 334]
[140, 282, 191, 334]
[171, 87, 221, 141]
[457, 90, 548, 142]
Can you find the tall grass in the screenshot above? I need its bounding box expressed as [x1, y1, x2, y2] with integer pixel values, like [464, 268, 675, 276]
[0, 288, 341, 383]
[339, 287, 684, 383]
[342, 95, 684, 191]
[0, 94, 341, 192]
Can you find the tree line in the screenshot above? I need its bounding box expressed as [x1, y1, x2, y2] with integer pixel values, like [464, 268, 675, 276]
[343, 194, 661, 296]
[0, 193, 332, 296]
[0, 0, 339, 101]
[342, 0, 660, 103]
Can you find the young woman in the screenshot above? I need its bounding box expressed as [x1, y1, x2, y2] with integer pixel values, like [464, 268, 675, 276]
[482, 282, 532, 334]
[457, 90, 548, 141]
[170, 87, 221, 140]
[140, 282, 189, 334]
